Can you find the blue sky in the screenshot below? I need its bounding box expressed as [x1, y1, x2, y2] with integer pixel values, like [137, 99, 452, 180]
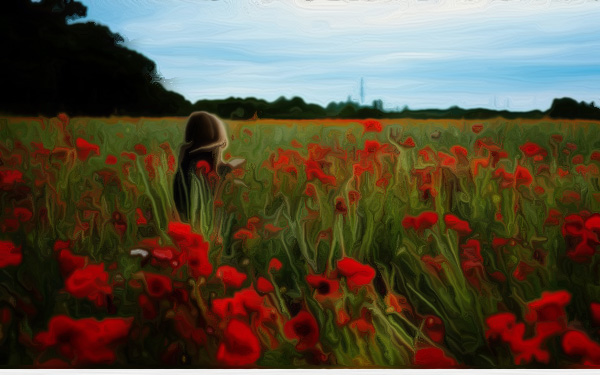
[77, 0, 600, 111]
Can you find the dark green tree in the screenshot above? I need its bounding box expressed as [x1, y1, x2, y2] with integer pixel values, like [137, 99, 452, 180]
[0, 0, 191, 116]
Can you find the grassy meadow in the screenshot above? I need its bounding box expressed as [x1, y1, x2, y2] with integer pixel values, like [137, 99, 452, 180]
[1, 115, 600, 368]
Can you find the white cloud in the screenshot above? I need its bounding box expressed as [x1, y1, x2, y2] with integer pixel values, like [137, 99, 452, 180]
[79, 0, 600, 110]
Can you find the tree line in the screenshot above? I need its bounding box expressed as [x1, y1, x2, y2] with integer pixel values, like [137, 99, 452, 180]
[1, 0, 599, 120]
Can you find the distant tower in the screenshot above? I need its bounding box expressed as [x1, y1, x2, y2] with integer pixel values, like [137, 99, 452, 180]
[360, 78, 365, 105]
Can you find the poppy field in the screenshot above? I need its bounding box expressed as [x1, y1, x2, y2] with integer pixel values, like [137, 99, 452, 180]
[2, 115, 600, 368]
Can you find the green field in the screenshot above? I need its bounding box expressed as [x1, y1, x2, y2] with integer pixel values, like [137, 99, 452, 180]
[1, 115, 600, 368]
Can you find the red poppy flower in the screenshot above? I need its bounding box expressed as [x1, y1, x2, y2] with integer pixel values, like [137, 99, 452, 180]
[562, 190, 581, 204]
[572, 154, 584, 165]
[167, 222, 212, 278]
[485, 312, 562, 365]
[53, 239, 71, 252]
[291, 139, 303, 148]
[544, 209, 562, 226]
[450, 145, 468, 159]
[34, 315, 132, 365]
[400, 136, 416, 148]
[348, 190, 361, 204]
[234, 228, 256, 240]
[149, 245, 174, 262]
[557, 167, 569, 178]
[304, 183, 317, 197]
[135, 208, 147, 225]
[585, 213, 600, 232]
[472, 124, 483, 133]
[105, 155, 117, 165]
[414, 347, 458, 368]
[515, 165, 533, 186]
[112, 211, 127, 238]
[187, 246, 212, 279]
[246, 217, 262, 231]
[196, 160, 211, 174]
[471, 157, 489, 176]
[423, 315, 445, 343]
[64, 264, 112, 307]
[306, 274, 341, 302]
[461, 239, 482, 260]
[525, 290, 571, 324]
[31, 141, 51, 161]
[134, 144, 147, 155]
[337, 257, 375, 290]
[212, 296, 248, 319]
[0, 240, 22, 268]
[561, 214, 600, 262]
[362, 119, 382, 133]
[411, 167, 436, 199]
[520, 142, 547, 158]
[576, 164, 599, 177]
[563, 214, 585, 236]
[444, 214, 471, 236]
[305, 160, 336, 186]
[513, 261, 535, 281]
[349, 318, 375, 337]
[489, 270, 507, 282]
[486, 312, 518, 342]
[166, 154, 176, 173]
[144, 154, 158, 179]
[421, 255, 446, 276]
[307, 143, 332, 161]
[75, 138, 100, 161]
[256, 277, 275, 294]
[376, 175, 390, 190]
[216, 265, 247, 289]
[562, 330, 600, 366]
[418, 146, 436, 163]
[217, 319, 261, 366]
[264, 224, 283, 233]
[211, 287, 265, 319]
[284, 310, 320, 350]
[460, 239, 486, 290]
[352, 160, 374, 180]
[493, 167, 515, 189]
[361, 139, 386, 157]
[438, 151, 456, 169]
[385, 293, 414, 316]
[121, 151, 136, 161]
[336, 309, 351, 326]
[402, 211, 439, 233]
[56, 249, 88, 277]
[0, 169, 24, 188]
[335, 197, 348, 215]
[269, 258, 282, 272]
[143, 272, 173, 298]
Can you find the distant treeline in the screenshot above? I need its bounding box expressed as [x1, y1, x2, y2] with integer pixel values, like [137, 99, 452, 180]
[2, 1, 600, 120]
[191, 96, 600, 121]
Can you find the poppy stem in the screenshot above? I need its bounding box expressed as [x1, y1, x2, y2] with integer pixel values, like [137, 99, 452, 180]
[268, 275, 290, 319]
[136, 158, 169, 243]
